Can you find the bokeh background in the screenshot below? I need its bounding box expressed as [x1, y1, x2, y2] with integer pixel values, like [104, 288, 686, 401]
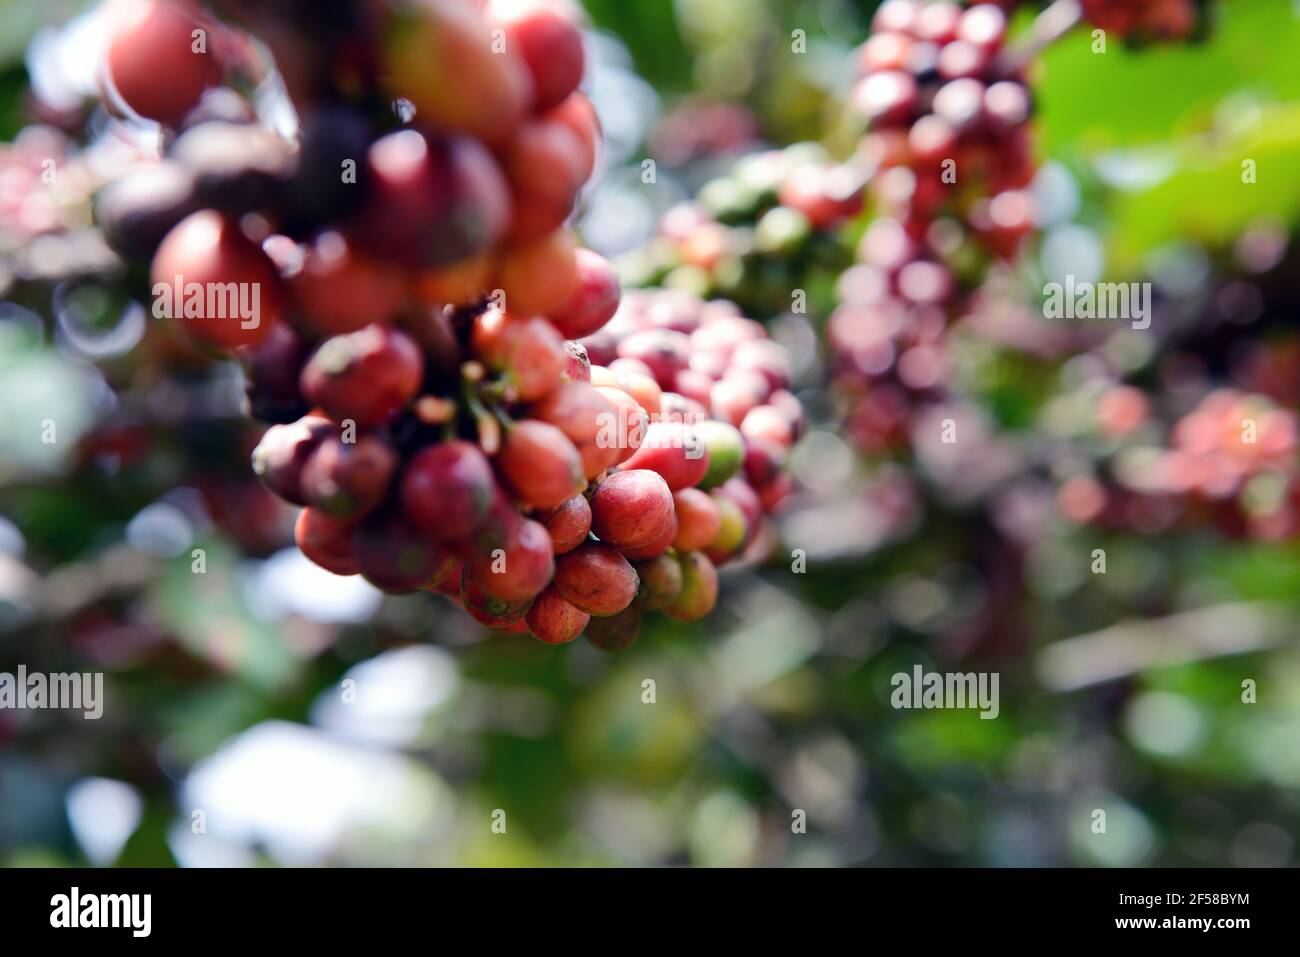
[3, 0, 1300, 867]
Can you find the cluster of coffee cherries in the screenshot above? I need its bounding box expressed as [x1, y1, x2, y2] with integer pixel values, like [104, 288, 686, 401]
[96, 0, 602, 353]
[86, 0, 801, 648]
[618, 143, 864, 322]
[576, 287, 803, 515]
[1057, 383, 1300, 540]
[852, 0, 1035, 254]
[827, 1, 1036, 454]
[1078, 0, 1202, 41]
[252, 284, 800, 648]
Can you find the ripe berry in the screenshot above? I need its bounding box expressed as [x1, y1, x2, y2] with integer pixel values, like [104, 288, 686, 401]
[553, 541, 639, 616]
[170, 121, 295, 216]
[104, 0, 216, 125]
[525, 586, 590, 644]
[383, 0, 532, 145]
[286, 106, 372, 227]
[618, 512, 678, 560]
[497, 228, 580, 316]
[551, 248, 621, 339]
[529, 380, 621, 479]
[505, 118, 587, 239]
[471, 309, 565, 402]
[544, 93, 600, 181]
[251, 415, 333, 505]
[242, 324, 313, 424]
[354, 511, 456, 593]
[295, 507, 360, 577]
[590, 469, 675, 551]
[741, 404, 797, 449]
[299, 433, 398, 521]
[543, 494, 592, 554]
[401, 440, 498, 542]
[291, 231, 406, 337]
[618, 421, 711, 491]
[487, 0, 586, 112]
[299, 325, 423, 426]
[616, 329, 690, 390]
[743, 437, 787, 490]
[355, 129, 511, 268]
[465, 516, 554, 603]
[852, 71, 917, 126]
[497, 419, 585, 510]
[460, 564, 534, 628]
[151, 210, 285, 351]
[95, 161, 198, 260]
[593, 386, 647, 464]
[671, 487, 722, 551]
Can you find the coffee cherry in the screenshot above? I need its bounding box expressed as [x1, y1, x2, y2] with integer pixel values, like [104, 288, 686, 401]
[630, 551, 682, 612]
[291, 231, 406, 337]
[957, 4, 1007, 50]
[383, 0, 532, 145]
[590, 469, 675, 551]
[170, 121, 295, 215]
[620, 371, 663, 415]
[95, 161, 198, 260]
[618, 512, 678, 560]
[286, 105, 372, 227]
[299, 433, 398, 521]
[295, 507, 360, 577]
[544, 93, 600, 182]
[718, 476, 764, 532]
[693, 419, 746, 488]
[505, 118, 587, 239]
[741, 404, 797, 449]
[543, 494, 592, 554]
[705, 491, 748, 563]
[497, 419, 584, 510]
[852, 71, 918, 126]
[471, 309, 565, 402]
[584, 606, 643, 651]
[553, 541, 639, 616]
[299, 325, 423, 426]
[355, 129, 512, 268]
[593, 386, 647, 464]
[616, 329, 690, 390]
[663, 551, 719, 622]
[671, 487, 722, 551]
[497, 228, 580, 316]
[242, 324, 313, 424]
[466, 516, 554, 603]
[743, 437, 787, 490]
[104, 0, 216, 125]
[151, 210, 285, 351]
[487, 0, 586, 112]
[460, 564, 534, 628]
[529, 380, 621, 479]
[251, 415, 333, 505]
[618, 421, 711, 491]
[355, 511, 456, 593]
[525, 586, 590, 644]
[401, 440, 498, 543]
[551, 248, 621, 339]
